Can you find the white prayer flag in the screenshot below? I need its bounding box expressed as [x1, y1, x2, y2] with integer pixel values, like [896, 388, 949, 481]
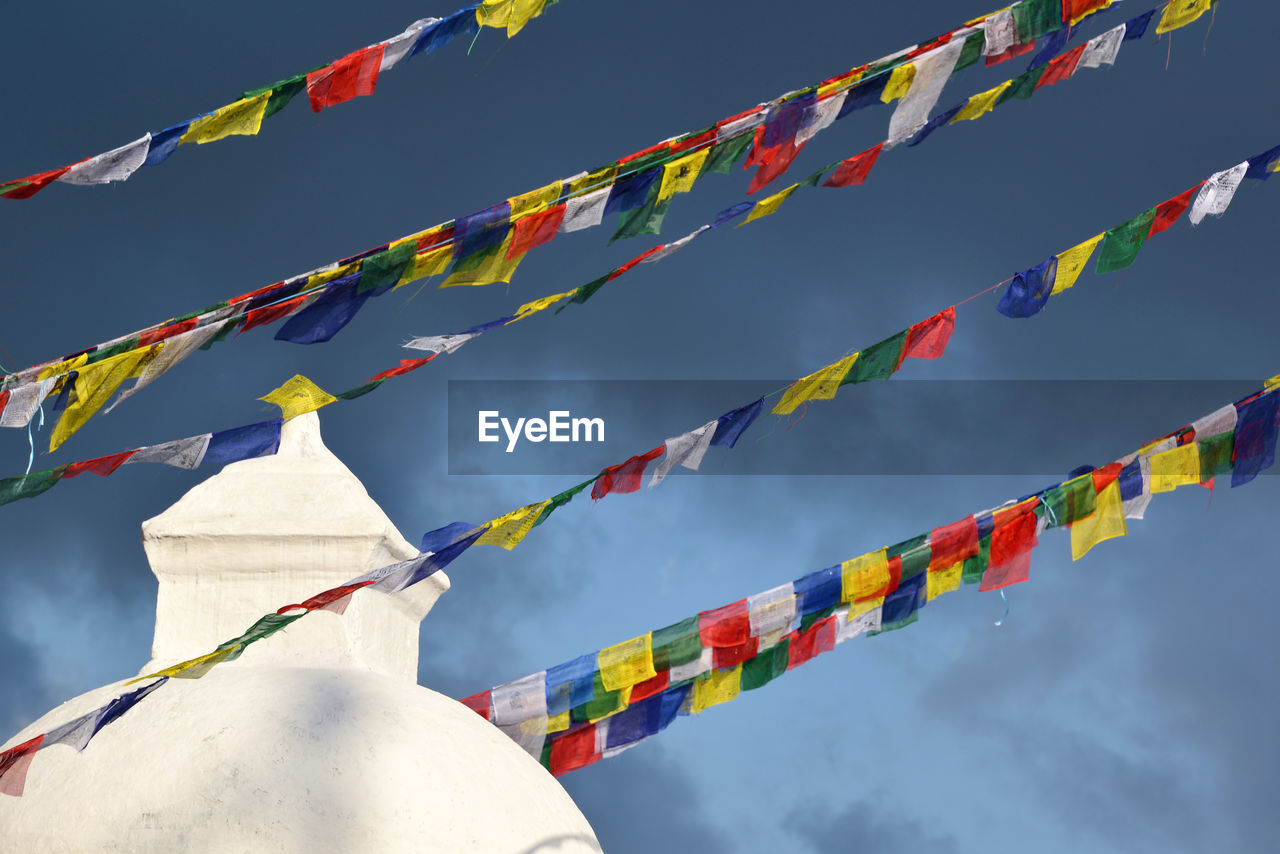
[1189, 162, 1249, 225]
[403, 332, 480, 354]
[885, 38, 966, 148]
[1078, 24, 1125, 70]
[491, 671, 548, 725]
[649, 420, 718, 487]
[58, 134, 151, 186]
[747, 582, 796, 637]
[559, 185, 611, 233]
[379, 18, 440, 72]
[126, 434, 212, 470]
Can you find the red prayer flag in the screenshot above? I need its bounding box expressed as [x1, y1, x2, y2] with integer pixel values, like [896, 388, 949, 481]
[459, 691, 491, 720]
[618, 140, 672, 166]
[1035, 44, 1086, 90]
[139, 317, 200, 348]
[63, 450, 137, 479]
[1148, 183, 1204, 239]
[669, 128, 716, 156]
[981, 503, 1038, 590]
[507, 205, 567, 260]
[629, 669, 670, 703]
[1091, 462, 1124, 494]
[607, 246, 664, 282]
[823, 143, 884, 188]
[713, 636, 759, 669]
[0, 390, 9, 421]
[2, 163, 76, 200]
[928, 515, 980, 571]
[369, 356, 435, 382]
[904, 306, 956, 360]
[985, 39, 1034, 67]
[549, 724, 599, 776]
[699, 600, 751, 648]
[237, 294, 308, 335]
[306, 44, 385, 112]
[0, 734, 44, 797]
[786, 616, 837, 670]
[591, 445, 664, 499]
[1062, 0, 1111, 23]
[281, 580, 376, 616]
[747, 138, 806, 194]
[417, 225, 455, 252]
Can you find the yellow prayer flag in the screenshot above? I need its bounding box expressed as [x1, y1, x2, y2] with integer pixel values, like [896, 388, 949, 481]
[1150, 443, 1200, 493]
[258, 374, 339, 419]
[1070, 480, 1127, 560]
[397, 244, 453, 287]
[927, 563, 963, 601]
[567, 165, 618, 196]
[130, 644, 242, 684]
[547, 710, 571, 733]
[657, 148, 711, 202]
[848, 596, 885, 620]
[509, 180, 562, 219]
[742, 183, 802, 226]
[950, 80, 1013, 123]
[49, 345, 158, 452]
[818, 68, 863, 98]
[598, 633, 656, 692]
[1051, 233, 1105, 295]
[772, 351, 859, 415]
[477, 0, 546, 37]
[1156, 0, 1212, 35]
[1265, 373, 1280, 391]
[440, 233, 524, 288]
[307, 261, 359, 290]
[37, 352, 89, 383]
[475, 499, 552, 550]
[841, 548, 891, 603]
[509, 289, 576, 323]
[689, 663, 742, 714]
[180, 92, 272, 145]
[881, 62, 916, 102]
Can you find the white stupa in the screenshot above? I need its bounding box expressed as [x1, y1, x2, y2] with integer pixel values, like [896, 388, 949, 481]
[0, 413, 602, 853]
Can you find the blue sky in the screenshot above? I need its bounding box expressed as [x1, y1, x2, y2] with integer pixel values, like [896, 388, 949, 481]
[2, 1, 1278, 851]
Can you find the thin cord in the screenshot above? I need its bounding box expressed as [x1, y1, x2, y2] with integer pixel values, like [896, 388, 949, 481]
[994, 589, 1009, 626]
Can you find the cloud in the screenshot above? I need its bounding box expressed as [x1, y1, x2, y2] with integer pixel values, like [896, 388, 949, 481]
[786, 795, 961, 854]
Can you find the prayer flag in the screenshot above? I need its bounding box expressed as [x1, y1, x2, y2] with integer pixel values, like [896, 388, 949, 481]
[844, 330, 908, 384]
[441, 234, 525, 287]
[700, 600, 751, 648]
[842, 548, 893, 602]
[258, 374, 338, 419]
[144, 122, 190, 165]
[742, 182, 801, 225]
[951, 80, 1013, 123]
[63, 450, 137, 479]
[2, 164, 73, 200]
[652, 616, 703, 671]
[1148, 183, 1203, 238]
[1078, 23, 1125, 69]
[1189, 162, 1248, 225]
[689, 663, 742, 714]
[877, 573, 927, 631]
[998, 257, 1058, 318]
[711, 397, 764, 448]
[1156, 0, 1212, 35]
[1095, 208, 1157, 273]
[0, 735, 44, 797]
[881, 63, 917, 103]
[58, 134, 151, 186]
[274, 275, 369, 345]
[0, 465, 70, 507]
[741, 640, 790, 690]
[1052, 233, 1104, 294]
[508, 205, 566, 258]
[823, 143, 884, 187]
[793, 565, 842, 617]
[1150, 442, 1200, 493]
[772, 352, 858, 415]
[1070, 480, 1126, 559]
[202, 420, 282, 467]
[180, 92, 271, 144]
[1035, 43, 1085, 89]
[1063, 0, 1114, 26]
[549, 724, 598, 775]
[747, 138, 806, 194]
[748, 583, 797, 638]
[649, 420, 717, 487]
[929, 515, 979, 570]
[592, 446, 665, 499]
[904, 307, 955, 359]
[786, 616, 837, 668]
[1245, 144, 1280, 181]
[1232, 393, 1279, 487]
[306, 45, 385, 112]
[981, 503, 1038, 590]
[658, 148, 710, 202]
[886, 38, 965, 147]
[475, 500, 552, 550]
[49, 347, 157, 451]
[127, 435, 211, 469]
[598, 634, 656, 692]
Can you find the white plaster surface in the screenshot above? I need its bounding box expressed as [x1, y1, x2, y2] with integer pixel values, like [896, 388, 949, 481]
[0, 413, 601, 853]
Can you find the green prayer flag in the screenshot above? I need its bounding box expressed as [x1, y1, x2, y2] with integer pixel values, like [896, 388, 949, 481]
[199, 317, 242, 350]
[236, 612, 306, 648]
[242, 70, 316, 120]
[741, 640, 790, 691]
[843, 330, 907, 385]
[611, 183, 671, 243]
[1095, 208, 1157, 273]
[800, 164, 832, 188]
[953, 30, 986, 71]
[0, 465, 70, 507]
[799, 604, 839, 633]
[1198, 432, 1235, 481]
[532, 477, 596, 528]
[888, 532, 931, 581]
[557, 274, 611, 313]
[85, 336, 141, 366]
[539, 738, 553, 769]
[652, 615, 702, 670]
[357, 242, 416, 295]
[573, 671, 627, 723]
[1012, 0, 1063, 41]
[336, 380, 384, 401]
[1041, 473, 1097, 529]
[997, 65, 1047, 105]
[870, 610, 919, 635]
[962, 536, 991, 585]
[704, 132, 754, 175]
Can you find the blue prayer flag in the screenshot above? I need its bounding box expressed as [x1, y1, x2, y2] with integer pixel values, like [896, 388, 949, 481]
[711, 397, 764, 448]
[203, 420, 282, 467]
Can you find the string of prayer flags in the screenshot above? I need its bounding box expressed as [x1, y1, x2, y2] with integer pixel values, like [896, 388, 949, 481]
[459, 380, 1279, 776]
[0, 3, 560, 199]
[1, 1, 1194, 452]
[6, 377, 1276, 793]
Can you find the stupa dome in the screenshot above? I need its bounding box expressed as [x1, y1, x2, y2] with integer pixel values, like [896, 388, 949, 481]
[0, 413, 602, 853]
